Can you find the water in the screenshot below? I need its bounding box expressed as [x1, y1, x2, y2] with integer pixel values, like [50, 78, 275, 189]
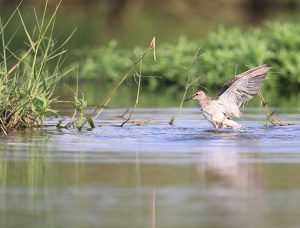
[1, 108, 300, 227]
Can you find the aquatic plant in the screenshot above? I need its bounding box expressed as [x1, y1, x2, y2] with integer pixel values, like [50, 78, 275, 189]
[56, 73, 95, 131]
[0, 2, 72, 134]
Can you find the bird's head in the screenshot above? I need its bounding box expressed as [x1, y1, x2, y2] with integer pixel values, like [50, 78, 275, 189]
[184, 90, 207, 102]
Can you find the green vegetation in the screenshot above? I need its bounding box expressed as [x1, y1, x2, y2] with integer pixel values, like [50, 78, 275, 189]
[1, 2, 298, 134]
[0, 3, 71, 134]
[75, 22, 300, 96]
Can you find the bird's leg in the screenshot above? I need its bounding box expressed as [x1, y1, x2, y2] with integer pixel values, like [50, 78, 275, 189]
[213, 121, 225, 131]
[212, 121, 220, 131]
[219, 116, 227, 129]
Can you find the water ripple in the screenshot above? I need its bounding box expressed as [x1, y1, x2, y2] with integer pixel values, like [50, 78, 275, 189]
[1, 108, 300, 164]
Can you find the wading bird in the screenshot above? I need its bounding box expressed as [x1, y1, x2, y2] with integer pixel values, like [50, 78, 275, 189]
[184, 64, 271, 130]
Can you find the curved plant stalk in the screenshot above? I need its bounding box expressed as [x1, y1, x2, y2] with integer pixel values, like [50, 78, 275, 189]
[64, 37, 157, 131]
[120, 45, 148, 127]
[99, 37, 156, 127]
[169, 48, 202, 125]
[120, 71, 142, 127]
[258, 91, 292, 126]
[93, 36, 156, 119]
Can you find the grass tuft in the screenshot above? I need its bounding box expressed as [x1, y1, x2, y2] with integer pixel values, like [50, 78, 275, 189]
[0, 1, 72, 135]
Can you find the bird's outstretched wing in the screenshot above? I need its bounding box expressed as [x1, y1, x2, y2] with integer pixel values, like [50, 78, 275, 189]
[217, 64, 271, 118]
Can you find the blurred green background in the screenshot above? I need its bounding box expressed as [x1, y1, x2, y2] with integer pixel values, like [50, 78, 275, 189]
[1, 0, 299, 47]
[1, 0, 300, 107]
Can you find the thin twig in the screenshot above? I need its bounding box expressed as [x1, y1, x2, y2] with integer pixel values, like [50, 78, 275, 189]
[169, 48, 202, 125]
[120, 45, 147, 127]
[120, 71, 142, 127]
[93, 37, 156, 119]
[121, 38, 155, 127]
[63, 37, 156, 131]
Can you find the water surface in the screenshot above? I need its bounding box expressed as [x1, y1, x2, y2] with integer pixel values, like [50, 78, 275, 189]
[1, 108, 300, 228]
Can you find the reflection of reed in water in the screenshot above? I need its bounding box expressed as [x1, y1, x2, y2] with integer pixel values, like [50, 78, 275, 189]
[151, 187, 156, 228]
[0, 134, 49, 188]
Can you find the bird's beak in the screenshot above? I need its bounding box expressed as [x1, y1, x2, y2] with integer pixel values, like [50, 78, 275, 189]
[184, 96, 193, 102]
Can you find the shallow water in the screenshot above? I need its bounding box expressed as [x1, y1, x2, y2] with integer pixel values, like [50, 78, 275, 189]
[1, 108, 300, 228]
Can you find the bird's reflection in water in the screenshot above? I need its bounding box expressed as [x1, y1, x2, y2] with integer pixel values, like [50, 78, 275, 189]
[194, 154, 266, 228]
[197, 152, 262, 188]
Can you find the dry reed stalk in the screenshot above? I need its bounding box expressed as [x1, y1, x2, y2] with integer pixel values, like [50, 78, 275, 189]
[258, 91, 292, 126]
[62, 37, 156, 131]
[151, 187, 156, 228]
[93, 37, 156, 120]
[120, 71, 142, 127]
[6, 40, 39, 76]
[4, 33, 54, 77]
[169, 48, 202, 125]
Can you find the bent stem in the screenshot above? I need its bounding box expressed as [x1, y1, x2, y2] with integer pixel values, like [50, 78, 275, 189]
[258, 91, 292, 126]
[120, 46, 147, 127]
[94, 36, 156, 119]
[70, 37, 156, 131]
[120, 71, 142, 127]
[169, 48, 202, 125]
